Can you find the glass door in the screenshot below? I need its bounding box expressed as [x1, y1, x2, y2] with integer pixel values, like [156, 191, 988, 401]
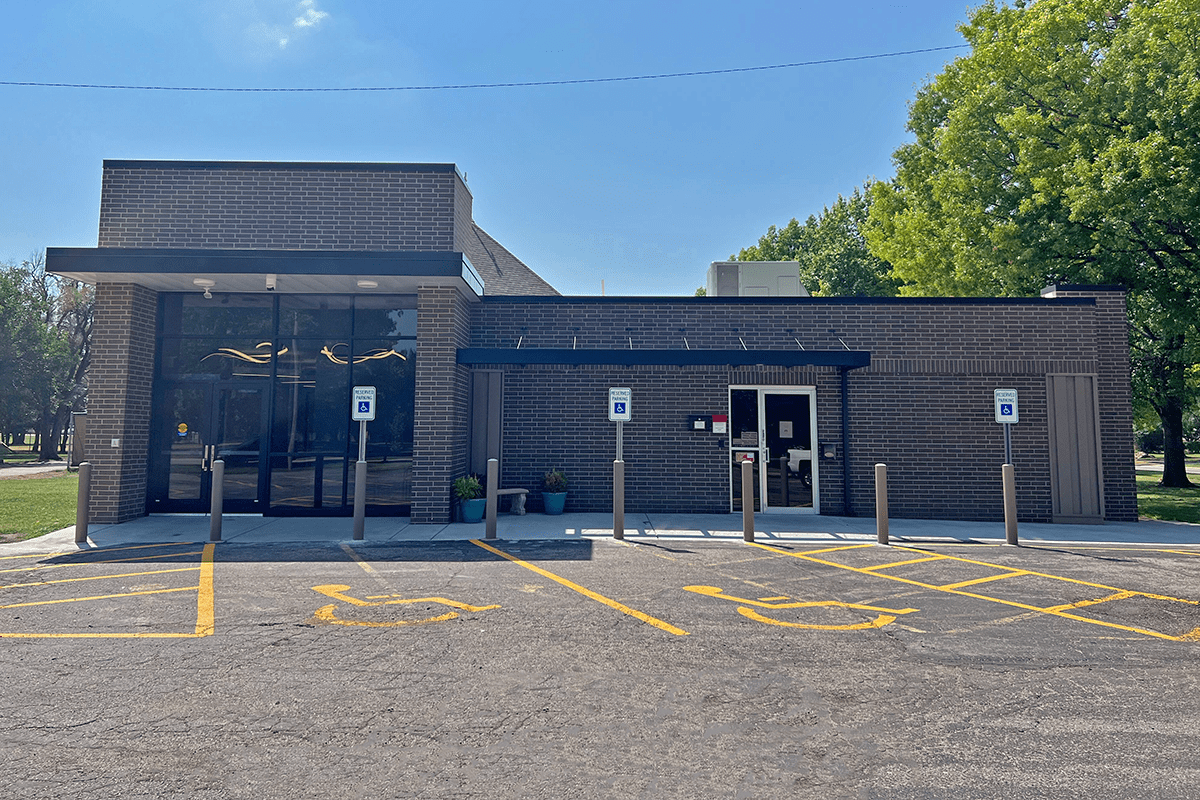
[148, 382, 266, 513]
[728, 386, 818, 514]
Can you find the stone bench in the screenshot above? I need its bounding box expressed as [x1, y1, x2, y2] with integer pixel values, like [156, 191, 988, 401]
[495, 488, 529, 515]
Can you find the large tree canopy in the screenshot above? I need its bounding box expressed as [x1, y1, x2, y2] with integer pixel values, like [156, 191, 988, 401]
[865, 0, 1200, 486]
[734, 185, 901, 297]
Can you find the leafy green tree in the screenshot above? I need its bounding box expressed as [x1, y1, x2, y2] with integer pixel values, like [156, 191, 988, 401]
[865, 0, 1200, 486]
[0, 254, 92, 459]
[734, 184, 901, 297]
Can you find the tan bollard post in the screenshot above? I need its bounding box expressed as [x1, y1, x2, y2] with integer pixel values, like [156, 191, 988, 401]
[742, 457, 754, 542]
[209, 459, 224, 542]
[613, 459, 625, 540]
[485, 458, 499, 540]
[352, 460, 367, 540]
[75, 462, 91, 544]
[875, 463, 889, 545]
[1003, 463, 1018, 545]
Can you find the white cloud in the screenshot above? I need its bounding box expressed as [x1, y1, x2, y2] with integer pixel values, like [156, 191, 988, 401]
[294, 0, 328, 29]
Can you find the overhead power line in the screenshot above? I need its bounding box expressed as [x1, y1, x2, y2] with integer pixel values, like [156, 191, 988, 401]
[0, 45, 966, 93]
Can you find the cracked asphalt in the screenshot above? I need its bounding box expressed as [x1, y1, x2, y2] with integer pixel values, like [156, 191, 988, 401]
[2, 537, 1200, 799]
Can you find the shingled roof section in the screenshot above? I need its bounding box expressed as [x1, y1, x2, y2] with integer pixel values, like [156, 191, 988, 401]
[463, 223, 560, 296]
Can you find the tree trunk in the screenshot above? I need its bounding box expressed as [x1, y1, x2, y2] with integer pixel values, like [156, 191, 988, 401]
[1159, 398, 1194, 488]
[37, 410, 57, 460]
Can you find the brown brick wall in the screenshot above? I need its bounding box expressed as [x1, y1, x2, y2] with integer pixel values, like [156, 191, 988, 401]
[411, 287, 474, 523]
[470, 294, 1134, 523]
[98, 162, 466, 252]
[83, 283, 158, 523]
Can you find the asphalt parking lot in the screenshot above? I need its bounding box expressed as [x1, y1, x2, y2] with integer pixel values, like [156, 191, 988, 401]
[3, 537, 1200, 798]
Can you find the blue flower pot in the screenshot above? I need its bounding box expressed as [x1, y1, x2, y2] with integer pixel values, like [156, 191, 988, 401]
[461, 498, 486, 523]
[542, 491, 566, 515]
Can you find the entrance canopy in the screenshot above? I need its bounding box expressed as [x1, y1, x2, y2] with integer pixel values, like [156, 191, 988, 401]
[47, 247, 485, 297]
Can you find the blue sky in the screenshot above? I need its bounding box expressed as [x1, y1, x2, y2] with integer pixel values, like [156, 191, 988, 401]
[1, 1, 974, 296]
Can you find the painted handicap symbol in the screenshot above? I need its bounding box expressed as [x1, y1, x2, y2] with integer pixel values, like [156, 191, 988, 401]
[310, 584, 500, 628]
[683, 585, 917, 630]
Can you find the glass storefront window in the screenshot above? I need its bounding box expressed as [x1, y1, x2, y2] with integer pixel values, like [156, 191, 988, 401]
[280, 295, 352, 337]
[152, 293, 417, 515]
[271, 338, 350, 454]
[160, 338, 276, 380]
[353, 295, 417, 339]
[159, 293, 273, 337]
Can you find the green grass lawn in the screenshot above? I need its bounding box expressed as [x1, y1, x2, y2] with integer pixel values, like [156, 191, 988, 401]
[1137, 470, 1200, 524]
[0, 473, 79, 541]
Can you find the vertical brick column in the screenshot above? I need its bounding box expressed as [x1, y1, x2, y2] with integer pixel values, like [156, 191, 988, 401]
[411, 287, 473, 523]
[1042, 285, 1137, 521]
[85, 283, 158, 523]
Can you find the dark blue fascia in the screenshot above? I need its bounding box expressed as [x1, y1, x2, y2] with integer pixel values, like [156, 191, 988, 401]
[47, 247, 477, 280]
[457, 348, 871, 368]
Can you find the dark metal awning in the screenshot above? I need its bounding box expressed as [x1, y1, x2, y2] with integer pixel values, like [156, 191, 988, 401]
[457, 348, 870, 368]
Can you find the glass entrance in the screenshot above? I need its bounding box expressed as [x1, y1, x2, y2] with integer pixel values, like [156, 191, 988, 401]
[729, 386, 818, 513]
[148, 383, 266, 513]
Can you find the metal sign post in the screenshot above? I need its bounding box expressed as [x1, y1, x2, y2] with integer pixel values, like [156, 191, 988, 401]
[994, 389, 1019, 545]
[351, 386, 376, 541]
[609, 388, 631, 539]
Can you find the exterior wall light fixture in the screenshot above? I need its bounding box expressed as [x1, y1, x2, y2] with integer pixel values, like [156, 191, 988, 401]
[193, 278, 216, 299]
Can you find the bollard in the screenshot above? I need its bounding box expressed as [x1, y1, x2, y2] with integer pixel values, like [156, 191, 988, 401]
[352, 459, 367, 540]
[485, 458, 499, 540]
[75, 462, 91, 544]
[1003, 463, 1018, 545]
[613, 460, 625, 540]
[779, 454, 789, 508]
[741, 458, 754, 542]
[209, 459, 224, 542]
[875, 463, 889, 545]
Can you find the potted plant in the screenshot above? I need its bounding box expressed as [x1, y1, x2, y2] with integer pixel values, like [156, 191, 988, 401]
[454, 475, 486, 523]
[541, 468, 568, 515]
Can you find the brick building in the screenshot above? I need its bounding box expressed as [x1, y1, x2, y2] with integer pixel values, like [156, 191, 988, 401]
[48, 160, 1136, 526]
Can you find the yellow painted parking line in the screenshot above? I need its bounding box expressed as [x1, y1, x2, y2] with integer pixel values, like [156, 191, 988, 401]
[749, 541, 1200, 642]
[340, 543, 377, 574]
[194, 543, 215, 636]
[0, 550, 204, 574]
[0, 542, 192, 562]
[0, 566, 200, 590]
[938, 571, 1027, 590]
[0, 585, 199, 610]
[861, 555, 949, 571]
[796, 544, 876, 556]
[470, 539, 689, 636]
[1043, 591, 1137, 613]
[0, 551, 73, 561]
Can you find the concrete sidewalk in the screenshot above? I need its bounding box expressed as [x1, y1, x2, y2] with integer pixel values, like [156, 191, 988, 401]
[4, 510, 1197, 556]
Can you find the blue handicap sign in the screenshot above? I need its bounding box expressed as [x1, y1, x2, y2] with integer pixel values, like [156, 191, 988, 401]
[358, 401, 371, 413]
[1000, 403, 1012, 416]
[614, 402, 626, 414]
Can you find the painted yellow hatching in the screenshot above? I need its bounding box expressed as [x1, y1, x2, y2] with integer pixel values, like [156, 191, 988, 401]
[750, 541, 1200, 642]
[685, 585, 917, 630]
[0, 542, 216, 639]
[310, 584, 500, 628]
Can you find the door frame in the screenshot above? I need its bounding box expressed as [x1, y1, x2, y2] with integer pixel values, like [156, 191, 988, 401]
[147, 379, 269, 514]
[728, 385, 819, 514]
